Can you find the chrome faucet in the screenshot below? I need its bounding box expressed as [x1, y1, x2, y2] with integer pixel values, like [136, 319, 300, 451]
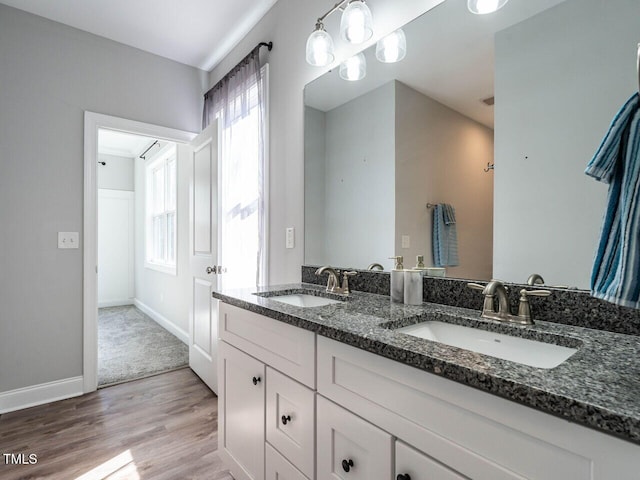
[367, 263, 384, 271]
[315, 266, 357, 295]
[468, 280, 551, 325]
[527, 273, 545, 286]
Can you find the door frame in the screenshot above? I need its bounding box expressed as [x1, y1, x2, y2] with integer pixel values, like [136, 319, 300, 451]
[83, 111, 196, 393]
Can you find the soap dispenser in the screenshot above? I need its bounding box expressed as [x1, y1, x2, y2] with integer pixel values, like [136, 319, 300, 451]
[389, 256, 404, 303]
[415, 255, 427, 270]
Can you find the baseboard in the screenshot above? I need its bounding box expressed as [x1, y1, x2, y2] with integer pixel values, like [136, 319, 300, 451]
[134, 299, 189, 345]
[0, 376, 84, 414]
[98, 299, 135, 308]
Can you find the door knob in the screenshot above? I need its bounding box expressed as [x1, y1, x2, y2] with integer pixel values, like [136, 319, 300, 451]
[281, 415, 291, 425]
[342, 459, 354, 472]
[206, 266, 217, 274]
[252, 376, 261, 385]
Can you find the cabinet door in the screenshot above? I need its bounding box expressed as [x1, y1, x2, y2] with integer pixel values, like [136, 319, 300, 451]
[396, 441, 466, 480]
[266, 367, 315, 478]
[317, 395, 392, 480]
[219, 341, 266, 480]
[266, 443, 309, 480]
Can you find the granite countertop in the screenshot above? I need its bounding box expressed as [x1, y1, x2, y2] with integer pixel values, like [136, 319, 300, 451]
[212, 283, 640, 445]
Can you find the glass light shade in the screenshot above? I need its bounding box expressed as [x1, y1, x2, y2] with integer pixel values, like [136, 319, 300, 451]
[467, 0, 509, 14]
[375, 29, 407, 63]
[306, 26, 335, 66]
[339, 52, 366, 81]
[340, 1, 373, 44]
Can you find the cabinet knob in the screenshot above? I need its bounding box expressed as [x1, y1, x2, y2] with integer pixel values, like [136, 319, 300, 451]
[341, 459, 354, 472]
[281, 415, 291, 425]
[252, 376, 261, 385]
[397, 475, 412, 480]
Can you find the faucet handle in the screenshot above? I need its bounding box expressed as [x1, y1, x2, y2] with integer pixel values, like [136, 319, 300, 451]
[467, 282, 485, 291]
[343, 271, 357, 277]
[520, 289, 551, 298]
[517, 288, 551, 324]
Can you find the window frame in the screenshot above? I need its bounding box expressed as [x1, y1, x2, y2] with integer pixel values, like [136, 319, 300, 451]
[144, 143, 178, 276]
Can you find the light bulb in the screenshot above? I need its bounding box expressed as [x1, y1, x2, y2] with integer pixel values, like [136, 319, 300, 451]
[305, 24, 335, 66]
[376, 29, 406, 63]
[467, 0, 509, 14]
[339, 53, 366, 81]
[340, 1, 373, 44]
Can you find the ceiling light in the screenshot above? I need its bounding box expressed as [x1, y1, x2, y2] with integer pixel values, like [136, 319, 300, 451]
[339, 53, 367, 81]
[376, 29, 407, 63]
[306, 22, 335, 67]
[467, 0, 509, 15]
[340, 1, 373, 44]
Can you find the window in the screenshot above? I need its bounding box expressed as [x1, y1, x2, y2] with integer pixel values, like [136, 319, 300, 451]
[145, 145, 177, 275]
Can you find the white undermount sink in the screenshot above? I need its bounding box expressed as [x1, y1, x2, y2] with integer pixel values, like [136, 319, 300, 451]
[397, 321, 577, 369]
[268, 293, 342, 308]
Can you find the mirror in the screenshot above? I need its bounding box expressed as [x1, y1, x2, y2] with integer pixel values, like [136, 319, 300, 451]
[304, 0, 640, 289]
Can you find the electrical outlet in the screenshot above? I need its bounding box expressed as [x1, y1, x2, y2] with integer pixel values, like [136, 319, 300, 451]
[58, 232, 79, 249]
[286, 227, 295, 249]
[401, 235, 410, 249]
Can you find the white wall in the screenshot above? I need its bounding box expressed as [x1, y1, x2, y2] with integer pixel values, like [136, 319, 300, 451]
[493, 0, 640, 288]
[207, 0, 446, 283]
[97, 154, 135, 191]
[323, 82, 396, 269]
[0, 4, 205, 393]
[395, 81, 494, 279]
[133, 144, 190, 340]
[98, 189, 135, 307]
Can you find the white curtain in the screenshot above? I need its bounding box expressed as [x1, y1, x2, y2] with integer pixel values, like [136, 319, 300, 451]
[202, 48, 267, 288]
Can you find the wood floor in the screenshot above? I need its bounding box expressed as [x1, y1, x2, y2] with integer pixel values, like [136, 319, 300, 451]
[0, 369, 233, 480]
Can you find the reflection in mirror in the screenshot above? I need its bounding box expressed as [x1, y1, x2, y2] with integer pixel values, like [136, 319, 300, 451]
[304, 0, 640, 289]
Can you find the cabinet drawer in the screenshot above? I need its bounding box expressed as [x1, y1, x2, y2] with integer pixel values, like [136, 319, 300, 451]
[266, 367, 315, 478]
[266, 443, 309, 480]
[219, 302, 316, 388]
[317, 395, 392, 480]
[396, 441, 465, 480]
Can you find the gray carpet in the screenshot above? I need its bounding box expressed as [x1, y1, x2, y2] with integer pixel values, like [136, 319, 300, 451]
[98, 305, 189, 387]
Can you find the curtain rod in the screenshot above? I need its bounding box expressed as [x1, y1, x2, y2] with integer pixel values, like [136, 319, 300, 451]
[139, 140, 159, 159]
[205, 41, 273, 99]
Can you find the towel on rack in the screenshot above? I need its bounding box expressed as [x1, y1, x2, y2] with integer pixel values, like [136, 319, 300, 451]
[585, 92, 640, 308]
[433, 203, 459, 267]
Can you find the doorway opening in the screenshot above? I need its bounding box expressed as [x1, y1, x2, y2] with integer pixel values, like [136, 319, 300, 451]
[84, 112, 196, 393]
[96, 129, 187, 387]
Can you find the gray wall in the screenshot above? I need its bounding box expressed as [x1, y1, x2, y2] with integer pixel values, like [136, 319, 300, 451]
[207, 0, 446, 284]
[395, 81, 494, 279]
[493, 0, 640, 288]
[97, 154, 135, 191]
[0, 4, 205, 393]
[323, 82, 396, 268]
[304, 107, 327, 265]
[134, 145, 190, 336]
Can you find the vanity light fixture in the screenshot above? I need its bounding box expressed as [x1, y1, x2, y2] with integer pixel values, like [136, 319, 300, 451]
[467, 0, 509, 15]
[305, 0, 373, 67]
[339, 52, 367, 81]
[376, 28, 407, 63]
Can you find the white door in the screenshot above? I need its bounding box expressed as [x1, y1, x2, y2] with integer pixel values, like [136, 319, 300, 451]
[188, 121, 219, 393]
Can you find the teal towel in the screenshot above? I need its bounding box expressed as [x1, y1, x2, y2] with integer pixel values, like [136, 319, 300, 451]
[585, 93, 640, 308]
[433, 204, 459, 267]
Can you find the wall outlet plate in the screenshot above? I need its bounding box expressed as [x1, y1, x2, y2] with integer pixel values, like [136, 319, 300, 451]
[286, 227, 295, 249]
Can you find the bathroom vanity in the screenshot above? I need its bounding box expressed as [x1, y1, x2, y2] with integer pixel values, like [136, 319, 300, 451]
[213, 283, 640, 480]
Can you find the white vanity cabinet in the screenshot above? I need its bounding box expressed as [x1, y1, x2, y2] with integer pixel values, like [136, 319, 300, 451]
[218, 303, 316, 480]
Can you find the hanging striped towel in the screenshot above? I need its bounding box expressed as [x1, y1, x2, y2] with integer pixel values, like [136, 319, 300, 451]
[432, 204, 459, 267]
[585, 92, 640, 308]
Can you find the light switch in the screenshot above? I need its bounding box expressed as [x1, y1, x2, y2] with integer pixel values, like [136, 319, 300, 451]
[401, 235, 410, 249]
[58, 232, 79, 249]
[286, 227, 295, 249]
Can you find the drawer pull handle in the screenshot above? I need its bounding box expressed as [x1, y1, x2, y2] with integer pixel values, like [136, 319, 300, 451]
[342, 459, 354, 473]
[281, 415, 291, 425]
[397, 475, 411, 480]
[252, 376, 261, 385]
